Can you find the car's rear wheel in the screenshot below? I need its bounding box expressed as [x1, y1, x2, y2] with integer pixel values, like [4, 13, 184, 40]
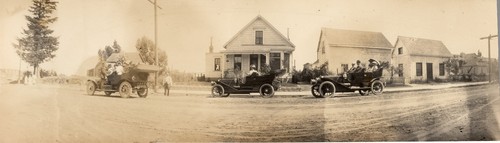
[211, 85, 224, 97]
[319, 81, 335, 98]
[104, 91, 113, 96]
[311, 85, 321, 98]
[86, 81, 96, 95]
[137, 87, 148, 98]
[371, 80, 384, 95]
[119, 81, 132, 98]
[259, 84, 275, 98]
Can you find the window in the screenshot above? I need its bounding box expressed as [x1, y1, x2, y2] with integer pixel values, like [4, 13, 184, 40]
[398, 64, 403, 77]
[234, 55, 242, 70]
[416, 62, 422, 76]
[439, 63, 445, 76]
[214, 58, 221, 71]
[398, 47, 403, 55]
[255, 31, 263, 45]
[341, 64, 349, 73]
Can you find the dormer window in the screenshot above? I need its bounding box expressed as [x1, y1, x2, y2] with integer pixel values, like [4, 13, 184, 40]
[398, 47, 403, 55]
[255, 31, 263, 45]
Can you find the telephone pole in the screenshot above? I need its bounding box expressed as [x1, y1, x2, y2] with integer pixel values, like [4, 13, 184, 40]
[480, 34, 498, 83]
[146, 0, 162, 91]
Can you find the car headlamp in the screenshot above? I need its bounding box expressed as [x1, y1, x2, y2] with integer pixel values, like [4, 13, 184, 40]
[131, 76, 136, 81]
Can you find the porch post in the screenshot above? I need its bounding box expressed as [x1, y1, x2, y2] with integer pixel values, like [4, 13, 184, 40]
[290, 52, 293, 71]
[280, 51, 284, 69]
[221, 53, 226, 78]
[257, 54, 261, 70]
[265, 53, 270, 65]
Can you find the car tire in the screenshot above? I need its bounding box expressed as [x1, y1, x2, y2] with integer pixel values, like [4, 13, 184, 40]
[211, 85, 224, 97]
[119, 81, 132, 98]
[86, 81, 96, 95]
[259, 84, 275, 98]
[319, 81, 335, 98]
[371, 80, 384, 95]
[137, 88, 148, 98]
[311, 85, 321, 98]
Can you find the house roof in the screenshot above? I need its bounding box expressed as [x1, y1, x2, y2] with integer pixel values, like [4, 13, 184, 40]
[396, 36, 452, 58]
[317, 28, 393, 52]
[223, 15, 295, 48]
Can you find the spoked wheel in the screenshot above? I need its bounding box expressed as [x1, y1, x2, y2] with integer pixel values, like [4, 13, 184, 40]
[137, 87, 148, 98]
[119, 81, 132, 98]
[86, 81, 96, 95]
[211, 85, 224, 97]
[259, 84, 275, 98]
[311, 85, 321, 98]
[319, 81, 336, 98]
[104, 91, 113, 96]
[371, 80, 384, 95]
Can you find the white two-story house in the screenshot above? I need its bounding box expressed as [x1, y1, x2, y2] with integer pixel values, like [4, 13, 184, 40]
[205, 15, 295, 80]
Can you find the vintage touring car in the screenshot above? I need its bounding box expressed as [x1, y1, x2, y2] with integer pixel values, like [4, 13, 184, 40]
[86, 53, 160, 98]
[210, 69, 285, 98]
[310, 67, 385, 98]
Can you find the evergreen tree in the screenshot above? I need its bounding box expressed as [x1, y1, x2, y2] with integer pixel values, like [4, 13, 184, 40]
[13, 0, 59, 78]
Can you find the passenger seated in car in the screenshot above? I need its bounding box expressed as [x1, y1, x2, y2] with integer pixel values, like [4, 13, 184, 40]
[366, 59, 379, 73]
[247, 64, 260, 77]
[115, 62, 124, 75]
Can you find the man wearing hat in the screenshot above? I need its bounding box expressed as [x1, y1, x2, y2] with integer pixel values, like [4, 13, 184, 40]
[366, 59, 379, 73]
[247, 64, 260, 76]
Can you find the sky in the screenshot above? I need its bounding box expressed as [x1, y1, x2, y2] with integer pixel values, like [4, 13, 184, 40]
[0, 0, 498, 75]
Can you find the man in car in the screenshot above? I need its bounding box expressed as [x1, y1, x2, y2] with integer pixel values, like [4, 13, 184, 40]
[247, 64, 260, 76]
[366, 59, 379, 73]
[115, 62, 124, 75]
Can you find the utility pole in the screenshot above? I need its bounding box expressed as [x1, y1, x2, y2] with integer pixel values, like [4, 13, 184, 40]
[480, 34, 498, 83]
[146, 0, 162, 92]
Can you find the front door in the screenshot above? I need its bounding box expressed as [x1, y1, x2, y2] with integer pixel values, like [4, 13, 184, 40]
[426, 63, 433, 81]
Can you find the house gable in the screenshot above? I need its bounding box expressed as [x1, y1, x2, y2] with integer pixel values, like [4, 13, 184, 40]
[397, 36, 452, 58]
[223, 15, 295, 49]
[392, 37, 412, 57]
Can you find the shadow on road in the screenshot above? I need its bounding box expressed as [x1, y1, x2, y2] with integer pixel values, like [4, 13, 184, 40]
[465, 84, 500, 141]
[83, 93, 137, 99]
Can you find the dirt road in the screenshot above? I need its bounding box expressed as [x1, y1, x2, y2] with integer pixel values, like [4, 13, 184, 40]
[0, 83, 499, 142]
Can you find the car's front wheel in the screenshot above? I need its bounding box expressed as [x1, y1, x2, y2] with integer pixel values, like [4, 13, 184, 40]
[119, 81, 132, 98]
[319, 81, 336, 98]
[259, 84, 275, 98]
[211, 85, 224, 97]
